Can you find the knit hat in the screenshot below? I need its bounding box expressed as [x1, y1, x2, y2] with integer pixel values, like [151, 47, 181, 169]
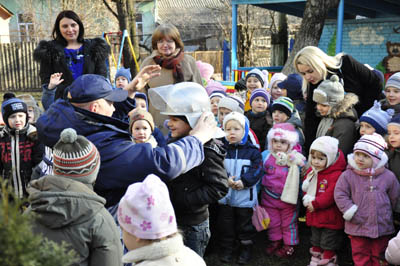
[206, 80, 227, 96]
[3, 92, 16, 102]
[388, 113, 400, 128]
[246, 68, 267, 88]
[129, 109, 155, 132]
[223, 111, 249, 145]
[353, 133, 388, 168]
[53, 128, 100, 184]
[1, 98, 28, 128]
[250, 88, 270, 106]
[209, 90, 227, 100]
[269, 73, 287, 89]
[115, 67, 132, 83]
[196, 61, 214, 81]
[134, 92, 149, 110]
[313, 75, 344, 106]
[386, 72, 400, 89]
[278, 74, 303, 100]
[267, 122, 298, 151]
[118, 174, 177, 240]
[359, 101, 394, 135]
[218, 96, 244, 114]
[271, 96, 294, 117]
[309, 136, 339, 168]
[235, 78, 247, 91]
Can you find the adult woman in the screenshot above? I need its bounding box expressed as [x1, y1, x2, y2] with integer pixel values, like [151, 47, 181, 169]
[294, 46, 383, 153]
[34, 10, 110, 108]
[141, 23, 202, 132]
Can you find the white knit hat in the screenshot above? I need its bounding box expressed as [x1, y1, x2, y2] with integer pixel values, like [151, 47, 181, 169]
[223, 111, 246, 131]
[309, 136, 339, 168]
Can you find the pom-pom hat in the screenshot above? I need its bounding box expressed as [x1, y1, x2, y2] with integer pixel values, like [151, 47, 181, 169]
[359, 101, 394, 135]
[267, 123, 299, 151]
[313, 75, 344, 106]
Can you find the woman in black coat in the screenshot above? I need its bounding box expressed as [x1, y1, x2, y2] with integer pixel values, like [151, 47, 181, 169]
[34, 10, 110, 108]
[293, 46, 383, 153]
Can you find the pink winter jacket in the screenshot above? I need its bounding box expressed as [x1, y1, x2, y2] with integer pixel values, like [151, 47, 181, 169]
[386, 231, 400, 265]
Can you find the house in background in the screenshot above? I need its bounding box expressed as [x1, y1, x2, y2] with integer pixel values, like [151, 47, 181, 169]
[0, 0, 17, 43]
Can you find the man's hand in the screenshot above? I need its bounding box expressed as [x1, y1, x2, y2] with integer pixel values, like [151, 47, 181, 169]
[189, 112, 217, 144]
[48, 73, 64, 90]
[125, 65, 161, 97]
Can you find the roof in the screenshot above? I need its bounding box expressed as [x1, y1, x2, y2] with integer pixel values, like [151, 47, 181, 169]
[232, 0, 400, 19]
[0, 0, 17, 15]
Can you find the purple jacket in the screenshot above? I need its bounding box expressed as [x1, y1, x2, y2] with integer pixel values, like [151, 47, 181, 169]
[334, 166, 400, 238]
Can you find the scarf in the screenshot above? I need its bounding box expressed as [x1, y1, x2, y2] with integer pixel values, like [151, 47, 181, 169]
[302, 166, 319, 198]
[316, 117, 334, 138]
[271, 150, 305, 205]
[153, 48, 185, 83]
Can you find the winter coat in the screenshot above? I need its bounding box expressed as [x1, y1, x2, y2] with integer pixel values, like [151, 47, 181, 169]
[219, 122, 263, 208]
[304, 54, 383, 153]
[244, 109, 272, 150]
[27, 175, 123, 266]
[0, 124, 43, 198]
[304, 150, 346, 230]
[33, 38, 110, 104]
[334, 165, 400, 238]
[287, 109, 305, 147]
[386, 230, 400, 265]
[322, 93, 359, 157]
[141, 51, 202, 134]
[167, 138, 229, 226]
[36, 99, 205, 207]
[122, 233, 205, 266]
[387, 148, 400, 184]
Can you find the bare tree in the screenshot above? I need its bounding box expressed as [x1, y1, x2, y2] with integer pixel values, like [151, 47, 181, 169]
[270, 11, 288, 66]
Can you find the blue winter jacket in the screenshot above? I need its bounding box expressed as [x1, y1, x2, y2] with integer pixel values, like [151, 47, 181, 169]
[36, 99, 205, 207]
[219, 120, 263, 208]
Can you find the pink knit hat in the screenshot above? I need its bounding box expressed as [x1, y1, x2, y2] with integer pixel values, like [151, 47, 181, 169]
[117, 174, 177, 240]
[196, 60, 214, 81]
[206, 80, 227, 96]
[353, 133, 388, 169]
[267, 123, 299, 151]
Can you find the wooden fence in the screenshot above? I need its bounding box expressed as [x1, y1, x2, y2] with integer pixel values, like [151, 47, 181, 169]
[0, 42, 41, 92]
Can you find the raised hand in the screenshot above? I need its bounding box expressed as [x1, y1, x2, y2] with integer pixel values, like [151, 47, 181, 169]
[48, 73, 64, 90]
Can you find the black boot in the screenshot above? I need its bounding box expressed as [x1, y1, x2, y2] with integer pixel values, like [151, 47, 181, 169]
[219, 249, 233, 263]
[237, 244, 252, 264]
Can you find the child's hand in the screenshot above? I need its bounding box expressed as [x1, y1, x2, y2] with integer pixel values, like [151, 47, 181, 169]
[234, 180, 244, 190]
[307, 202, 314, 212]
[48, 73, 64, 90]
[228, 176, 236, 188]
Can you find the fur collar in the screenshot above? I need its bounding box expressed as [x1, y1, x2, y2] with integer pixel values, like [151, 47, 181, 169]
[328, 93, 359, 119]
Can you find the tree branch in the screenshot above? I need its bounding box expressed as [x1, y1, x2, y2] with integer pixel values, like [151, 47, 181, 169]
[103, 0, 118, 19]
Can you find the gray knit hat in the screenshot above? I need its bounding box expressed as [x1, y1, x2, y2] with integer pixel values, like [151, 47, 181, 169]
[386, 72, 400, 90]
[53, 128, 100, 184]
[313, 75, 344, 106]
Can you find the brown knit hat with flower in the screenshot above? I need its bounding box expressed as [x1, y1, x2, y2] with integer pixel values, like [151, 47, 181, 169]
[129, 109, 155, 132]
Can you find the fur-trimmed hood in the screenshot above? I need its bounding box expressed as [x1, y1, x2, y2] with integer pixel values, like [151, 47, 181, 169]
[326, 93, 359, 120]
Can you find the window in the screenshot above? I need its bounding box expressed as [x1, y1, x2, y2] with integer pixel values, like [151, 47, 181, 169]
[136, 13, 143, 42]
[18, 13, 34, 42]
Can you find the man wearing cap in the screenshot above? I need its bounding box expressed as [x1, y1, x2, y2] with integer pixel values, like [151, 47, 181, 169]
[36, 73, 218, 210]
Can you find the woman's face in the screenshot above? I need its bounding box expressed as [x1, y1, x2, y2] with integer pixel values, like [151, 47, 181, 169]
[157, 37, 176, 57]
[59, 17, 79, 43]
[297, 64, 322, 85]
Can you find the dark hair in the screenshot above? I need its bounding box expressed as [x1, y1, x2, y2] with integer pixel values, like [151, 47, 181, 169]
[52, 10, 84, 46]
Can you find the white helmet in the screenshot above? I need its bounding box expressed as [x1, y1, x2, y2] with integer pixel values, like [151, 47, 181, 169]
[148, 82, 211, 128]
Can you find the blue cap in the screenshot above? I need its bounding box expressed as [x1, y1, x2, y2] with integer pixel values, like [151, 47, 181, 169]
[278, 73, 303, 100]
[68, 74, 128, 103]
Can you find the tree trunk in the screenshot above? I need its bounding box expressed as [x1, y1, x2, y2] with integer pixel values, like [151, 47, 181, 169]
[270, 12, 288, 66]
[282, 0, 339, 74]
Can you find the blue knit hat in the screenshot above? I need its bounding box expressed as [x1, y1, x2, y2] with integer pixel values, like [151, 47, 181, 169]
[134, 92, 148, 110]
[388, 113, 400, 128]
[250, 88, 270, 106]
[271, 96, 294, 117]
[115, 67, 132, 83]
[360, 101, 394, 135]
[278, 74, 303, 100]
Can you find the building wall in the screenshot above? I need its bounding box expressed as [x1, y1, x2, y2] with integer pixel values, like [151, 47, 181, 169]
[0, 17, 10, 43]
[318, 17, 400, 73]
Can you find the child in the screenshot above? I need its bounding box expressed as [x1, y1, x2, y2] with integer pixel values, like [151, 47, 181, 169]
[313, 75, 358, 156]
[115, 67, 131, 89]
[271, 96, 304, 148]
[382, 72, 400, 114]
[129, 109, 158, 147]
[244, 68, 268, 111]
[334, 134, 400, 266]
[133, 92, 148, 111]
[118, 174, 206, 266]
[0, 98, 43, 198]
[151, 82, 229, 257]
[261, 123, 305, 257]
[205, 79, 226, 96]
[209, 90, 226, 118]
[302, 136, 346, 266]
[278, 73, 305, 119]
[218, 111, 263, 264]
[16, 94, 43, 124]
[244, 88, 272, 150]
[359, 101, 393, 137]
[269, 72, 287, 101]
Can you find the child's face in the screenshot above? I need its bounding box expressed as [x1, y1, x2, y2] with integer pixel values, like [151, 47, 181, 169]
[388, 124, 400, 148]
[384, 86, 400, 106]
[122, 229, 141, 251]
[27, 107, 35, 123]
[210, 97, 221, 116]
[271, 82, 287, 100]
[271, 138, 289, 153]
[218, 107, 232, 125]
[246, 77, 262, 93]
[272, 110, 289, 124]
[116, 76, 129, 89]
[8, 112, 26, 130]
[135, 98, 147, 111]
[131, 120, 152, 143]
[251, 96, 268, 114]
[359, 121, 376, 136]
[310, 150, 327, 171]
[354, 151, 373, 169]
[168, 116, 191, 138]
[225, 120, 244, 144]
[316, 103, 331, 117]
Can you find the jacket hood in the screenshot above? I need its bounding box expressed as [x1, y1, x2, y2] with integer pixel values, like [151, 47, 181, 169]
[28, 175, 106, 229]
[224, 116, 250, 146]
[315, 149, 346, 176]
[329, 93, 359, 120]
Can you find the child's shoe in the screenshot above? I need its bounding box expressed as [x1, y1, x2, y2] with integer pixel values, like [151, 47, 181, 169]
[237, 244, 252, 264]
[308, 255, 321, 266]
[317, 250, 337, 266]
[265, 240, 282, 255]
[309, 246, 322, 258]
[275, 244, 295, 258]
[219, 250, 233, 263]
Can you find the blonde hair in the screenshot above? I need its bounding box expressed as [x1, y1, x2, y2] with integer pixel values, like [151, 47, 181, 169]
[293, 46, 343, 91]
[151, 23, 184, 51]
